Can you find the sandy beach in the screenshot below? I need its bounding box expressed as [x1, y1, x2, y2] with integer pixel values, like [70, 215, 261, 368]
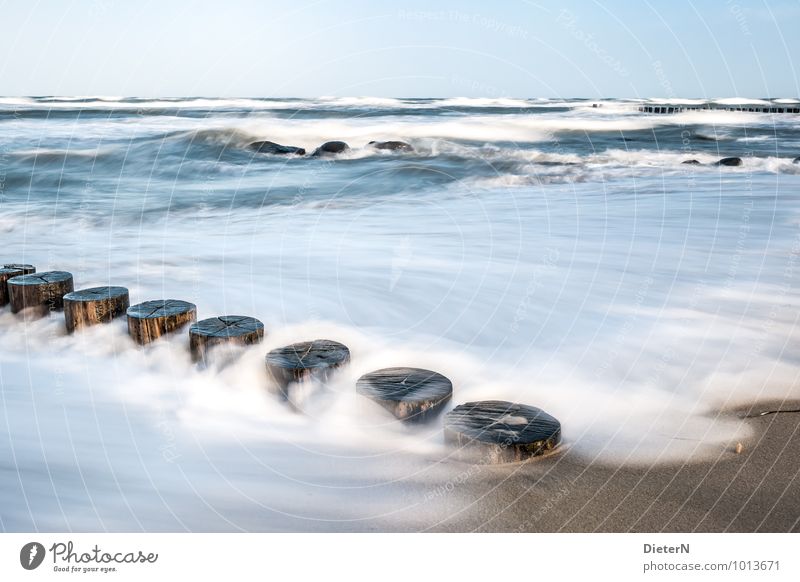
[426, 401, 800, 532]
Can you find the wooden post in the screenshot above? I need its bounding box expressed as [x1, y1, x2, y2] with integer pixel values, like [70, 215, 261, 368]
[8, 271, 74, 318]
[265, 339, 350, 398]
[63, 286, 130, 333]
[443, 400, 561, 464]
[189, 315, 264, 363]
[356, 367, 452, 422]
[127, 299, 197, 345]
[0, 264, 36, 306]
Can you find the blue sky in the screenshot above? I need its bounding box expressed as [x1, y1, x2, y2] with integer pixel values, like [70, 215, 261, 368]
[0, 0, 797, 97]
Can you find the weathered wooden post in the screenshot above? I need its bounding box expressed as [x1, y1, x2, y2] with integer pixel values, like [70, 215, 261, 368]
[8, 271, 74, 318]
[189, 315, 264, 363]
[63, 286, 130, 333]
[443, 400, 561, 464]
[127, 299, 197, 345]
[356, 367, 452, 422]
[265, 339, 350, 398]
[0, 264, 36, 306]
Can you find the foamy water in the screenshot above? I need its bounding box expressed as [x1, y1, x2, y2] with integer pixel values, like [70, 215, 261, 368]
[1, 97, 799, 530]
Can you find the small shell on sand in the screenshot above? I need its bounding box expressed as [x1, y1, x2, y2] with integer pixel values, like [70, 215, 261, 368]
[735, 442, 744, 454]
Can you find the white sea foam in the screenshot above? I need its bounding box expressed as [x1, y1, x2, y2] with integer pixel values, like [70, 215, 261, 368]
[434, 97, 536, 108]
[3, 96, 794, 113]
[2, 97, 799, 530]
[224, 115, 681, 150]
[713, 97, 773, 106]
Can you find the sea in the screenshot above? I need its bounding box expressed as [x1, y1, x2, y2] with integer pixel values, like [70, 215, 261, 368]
[1, 96, 799, 530]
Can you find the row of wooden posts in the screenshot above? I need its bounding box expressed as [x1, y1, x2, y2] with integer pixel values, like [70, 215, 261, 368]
[0, 263, 562, 464]
[638, 104, 800, 114]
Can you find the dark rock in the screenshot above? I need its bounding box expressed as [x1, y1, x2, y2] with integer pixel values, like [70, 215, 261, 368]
[681, 159, 701, 165]
[311, 141, 350, 157]
[444, 400, 561, 464]
[368, 140, 414, 152]
[793, 156, 800, 164]
[249, 140, 305, 156]
[715, 157, 743, 167]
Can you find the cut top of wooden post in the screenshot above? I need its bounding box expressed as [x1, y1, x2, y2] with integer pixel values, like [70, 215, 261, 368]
[266, 339, 351, 371]
[63, 286, 130, 333]
[8, 270, 71, 287]
[126, 299, 197, 345]
[190, 316, 265, 339]
[127, 299, 197, 319]
[356, 367, 453, 422]
[64, 286, 129, 302]
[444, 400, 561, 463]
[7, 271, 74, 315]
[189, 315, 265, 363]
[2, 263, 36, 273]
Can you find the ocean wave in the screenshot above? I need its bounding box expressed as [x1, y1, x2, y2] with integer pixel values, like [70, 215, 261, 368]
[713, 97, 774, 106]
[1, 99, 798, 207]
[433, 97, 537, 108]
[12, 147, 110, 162]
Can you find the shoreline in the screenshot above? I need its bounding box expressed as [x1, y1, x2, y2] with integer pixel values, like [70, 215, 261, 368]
[427, 400, 800, 532]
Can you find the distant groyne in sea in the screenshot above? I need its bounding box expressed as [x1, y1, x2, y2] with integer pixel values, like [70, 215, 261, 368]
[639, 103, 800, 114]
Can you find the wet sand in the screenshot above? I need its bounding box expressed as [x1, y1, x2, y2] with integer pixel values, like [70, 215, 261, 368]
[425, 401, 800, 532]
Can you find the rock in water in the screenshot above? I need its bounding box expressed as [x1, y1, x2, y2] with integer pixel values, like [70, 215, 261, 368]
[793, 156, 800, 164]
[716, 157, 743, 166]
[356, 367, 453, 422]
[127, 299, 197, 345]
[189, 315, 264, 364]
[311, 141, 350, 157]
[265, 339, 350, 398]
[681, 159, 701, 165]
[63, 286, 130, 333]
[444, 400, 561, 464]
[248, 140, 306, 156]
[8, 271, 74, 318]
[0, 264, 36, 306]
[368, 140, 414, 152]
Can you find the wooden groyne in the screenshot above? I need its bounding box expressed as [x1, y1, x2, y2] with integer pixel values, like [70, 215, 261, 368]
[64, 286, 129, 333]
[8, 271, 74, 318]
[356, 367, 453, 422]
[265, 339, 350, 400]
[189, 315, 264, 364]
[444, 401, 562, 463]
[0, 264, 35, 306]
[639, 103, 800, 114]
[127, 299, 197, 345]
[2, 262, 563, 464]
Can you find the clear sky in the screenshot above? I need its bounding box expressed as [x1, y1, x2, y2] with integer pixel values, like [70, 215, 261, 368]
[0, 0, 797, 98]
